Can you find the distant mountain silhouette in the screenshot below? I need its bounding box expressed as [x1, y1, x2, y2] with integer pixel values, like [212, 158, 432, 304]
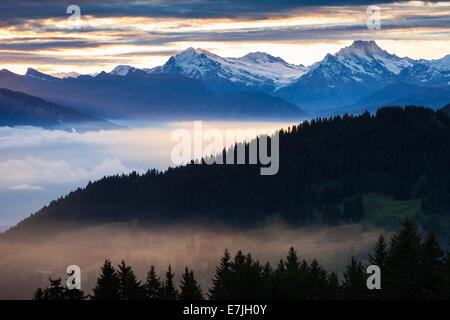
[342, 82, 450, 115]
[0, 88, 119, 131]
[0, 69, 308, 121]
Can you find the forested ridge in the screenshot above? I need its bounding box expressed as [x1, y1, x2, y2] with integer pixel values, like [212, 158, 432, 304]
[34, 219, 450, 300]
[6, 106, 450, 235]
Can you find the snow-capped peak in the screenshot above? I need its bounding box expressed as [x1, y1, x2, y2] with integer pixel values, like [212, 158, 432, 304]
[339, 40, 385, 56]
[150, 48, 307, 88]
[429, 54, 450, 71]
[240, 52, 286, 64]
[333, 40, 415, 76]
[25, 68, 56, 81]
[110, 65, 137, 76]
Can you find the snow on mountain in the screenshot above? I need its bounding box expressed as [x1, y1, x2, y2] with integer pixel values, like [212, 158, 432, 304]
[25, 68, 58, 81]
[149, 47, 307, 89]
[310, 40, 415, 80]
[275, 41, 417, 113]
[51, 72, 82, 79]
[110, 65, 138, 76]
[399, 54, 450, 87]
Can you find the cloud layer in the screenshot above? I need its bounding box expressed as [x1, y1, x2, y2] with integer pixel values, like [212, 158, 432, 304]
[0, 1, 448, 74]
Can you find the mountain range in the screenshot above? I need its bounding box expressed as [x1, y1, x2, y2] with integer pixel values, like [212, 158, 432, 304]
[0, 41, 448, 121]
[0, 68, 307, 121]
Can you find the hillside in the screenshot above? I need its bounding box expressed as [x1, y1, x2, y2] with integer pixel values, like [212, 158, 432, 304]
[5, 106, 450, 237]
[0, 88, 118, 130]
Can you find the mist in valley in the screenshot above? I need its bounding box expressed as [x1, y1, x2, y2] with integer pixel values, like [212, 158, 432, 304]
[0, 222, 390, 299]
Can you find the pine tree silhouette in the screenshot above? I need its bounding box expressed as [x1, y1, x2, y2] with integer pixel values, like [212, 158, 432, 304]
[209, 249, 232, 300]
[144, 265, 162, 300]
[33, 277, 86, 300]
[368, 234, 388, 299]
[92, 259, 121, 300]
[179, 267, 203, 300]
[327, 271, 341, 300]
[369, 234, 388, 270]
[161, 265, 178, 300]
[117, 260, 145, 300]
[342, 256, 367, 300]
[306, 259, 329, 300]
[386, 217, 422, 299]
[283, 247, 302, 299]
[33, 288, 44, 300]
[420, 229, 446, 299]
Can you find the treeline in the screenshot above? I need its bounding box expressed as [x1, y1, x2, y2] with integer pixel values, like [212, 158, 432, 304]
[8, 106, 450, 236]
[34, 218, 450, 300]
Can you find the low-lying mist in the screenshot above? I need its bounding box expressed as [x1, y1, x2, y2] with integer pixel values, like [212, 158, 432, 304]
[0, 222, 390, 299]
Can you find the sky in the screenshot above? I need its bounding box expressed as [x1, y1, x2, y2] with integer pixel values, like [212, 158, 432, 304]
[0, 0, 449, 75]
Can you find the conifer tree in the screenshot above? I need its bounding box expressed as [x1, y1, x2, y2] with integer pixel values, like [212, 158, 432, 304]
[33, 288, 44, 300]
[271, 259, 287, 299]
[284, 247, 303, 299]
[285, 247, 300, 271]
[261, 262, 274, 299]
[209, 249, 231, 300]
[420, 229, 445, 299]
[161, 265, 178, 300]
[43, 278, 67, 300]
[368, 234, 388, 271]
[92, 259, 121, 300]
[117, 260, 145, 300]
[368, 234, 388, 299]
[229, 251, 264, 299]
[307, 259, 328, 300]
[179, 267, 203, 300]
[386, 217, 422, 299]
[144, 265, 162, 300]
[327, 271, 341, 300]
[341, 256, 367, 300]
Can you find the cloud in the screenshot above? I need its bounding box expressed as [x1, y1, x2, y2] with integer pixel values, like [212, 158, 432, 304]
[0, 156, 133, 189]
[0, 1, 444, 22]
[9, 184, 43, 191]
[0, 1, 447, 74]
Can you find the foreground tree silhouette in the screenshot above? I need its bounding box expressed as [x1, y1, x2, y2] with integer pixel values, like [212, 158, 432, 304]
[92, 259, 120, 300]
[386, 217, 422, 299]
[144, 265, 162, 300]
[369, 234, 388, 270]
[32, 219, 450, 300]
[117, 260, 145, 300]
[306, 259, 329, 300]
[368, 234, 388, 299]
[229, 251, 265, 299]
[161, 265, 178, 300]
[209, 249, 232, 300]
[327, 271, 341, 300]
[342, 256, 367, 300]
[420, 229, 446, 299]
[33, 278, 85, 300]
[179, 267, 203, 300]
